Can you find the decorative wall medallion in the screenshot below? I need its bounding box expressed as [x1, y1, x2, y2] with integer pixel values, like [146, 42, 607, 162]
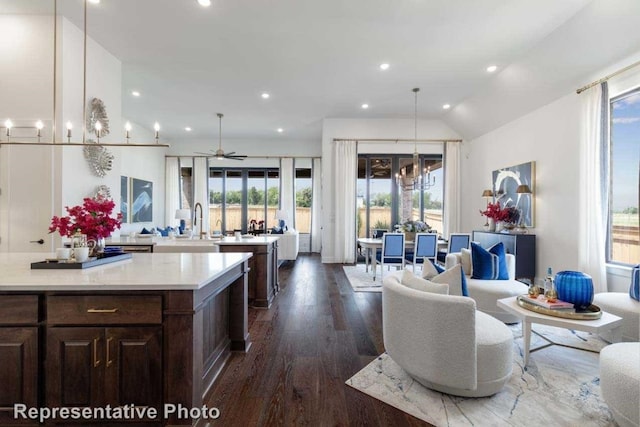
[87, 98, 110, 137]
[84, 140, 114, 177]
[84, 98, 114, 177]
[94, 184, 112, 200]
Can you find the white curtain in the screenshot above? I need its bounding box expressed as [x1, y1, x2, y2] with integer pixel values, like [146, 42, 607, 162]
[333, 141, 357, 263]
[311, 158, 322, 253]
[193, 157, 209, 236]
[165, 157, 180, 227]
[578, 83, 609, 293]
[280, 158, 295, 228]
[443, 141, 461, 239]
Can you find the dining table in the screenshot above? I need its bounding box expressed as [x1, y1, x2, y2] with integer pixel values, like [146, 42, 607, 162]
[357, 237, 448, 280]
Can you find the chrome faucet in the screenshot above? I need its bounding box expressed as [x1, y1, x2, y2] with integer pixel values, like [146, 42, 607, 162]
[193, 202, 205, 239]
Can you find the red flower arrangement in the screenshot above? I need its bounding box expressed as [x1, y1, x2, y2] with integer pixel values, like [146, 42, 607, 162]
[49, 196, 122, 240]
[480, 202, 520, 224]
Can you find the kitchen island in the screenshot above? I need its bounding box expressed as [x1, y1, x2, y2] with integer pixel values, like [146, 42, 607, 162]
[213, 236, 280, 308]
[0, 252, 252, 426]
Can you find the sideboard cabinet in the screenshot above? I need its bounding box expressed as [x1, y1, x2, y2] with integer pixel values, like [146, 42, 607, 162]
[472, 231, 536, 282]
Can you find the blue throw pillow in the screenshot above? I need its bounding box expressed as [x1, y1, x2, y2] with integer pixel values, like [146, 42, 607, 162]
[471, 242, 509, 280]
[156, 226, 170, 237]
[630, 264, 640, 302]
[271, 227, 284, 234]
[140, 227, 152, 235]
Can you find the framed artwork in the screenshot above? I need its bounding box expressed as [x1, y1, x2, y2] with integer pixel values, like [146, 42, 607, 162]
[120, 176, 129, 223]
[492, 161, 535, 227]
[131, 178, 153, 223]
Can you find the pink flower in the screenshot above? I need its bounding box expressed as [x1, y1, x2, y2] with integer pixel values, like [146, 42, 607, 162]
[49, 195, 122, 239]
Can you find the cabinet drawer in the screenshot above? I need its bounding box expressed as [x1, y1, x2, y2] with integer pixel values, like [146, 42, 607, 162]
[47, 295, 162, 325]
[0, 295, 38, 324]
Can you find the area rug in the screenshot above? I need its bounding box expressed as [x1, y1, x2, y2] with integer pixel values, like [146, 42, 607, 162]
[346, 324, 614, 426]
[342, 263, 383, 292]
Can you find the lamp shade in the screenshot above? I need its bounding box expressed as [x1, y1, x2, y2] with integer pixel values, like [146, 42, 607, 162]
[481, 189, 494, 198]
[175, 209, 191, 220]
[516, 184, 532, 194]
[275, 210, 289, 221]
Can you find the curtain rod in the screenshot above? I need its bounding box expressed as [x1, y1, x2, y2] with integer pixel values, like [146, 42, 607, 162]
[576, 59, 640, 94]
[332, 138, 462, 143]
[165, 155, 321, 159]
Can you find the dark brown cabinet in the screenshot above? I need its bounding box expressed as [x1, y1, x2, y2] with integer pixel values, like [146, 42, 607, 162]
[472, 231, 537, 282]
[0, 295, 39, 425]
[46, 327, 162, 413]
[0, 327, 38, 425]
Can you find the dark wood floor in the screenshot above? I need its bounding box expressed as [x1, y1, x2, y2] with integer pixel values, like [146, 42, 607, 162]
[206, 254, 432, 426]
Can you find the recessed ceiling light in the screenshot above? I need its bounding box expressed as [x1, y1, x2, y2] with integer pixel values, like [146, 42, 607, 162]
[486, 65, 498, 73]
[197, 0, 212, 6]
[261, 93, 270, 99]
[185, 127, 192, 132]
[131, 91, 140, 97]
[277, 128, 284, 133]
[442, 104, 451, 110]
[88, 0, 100, 4]
[379, 63, 390, 71]
[361, 103, 369, 109]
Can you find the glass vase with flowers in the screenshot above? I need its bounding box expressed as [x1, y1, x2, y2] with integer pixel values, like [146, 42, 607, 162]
[49, 195, 122, 255]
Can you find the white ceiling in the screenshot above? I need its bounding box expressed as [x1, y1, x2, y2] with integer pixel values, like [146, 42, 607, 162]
[10, 0, 640, 142]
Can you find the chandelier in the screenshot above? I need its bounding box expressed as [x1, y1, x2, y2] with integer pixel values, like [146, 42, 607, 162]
[395, 88, 436, 191]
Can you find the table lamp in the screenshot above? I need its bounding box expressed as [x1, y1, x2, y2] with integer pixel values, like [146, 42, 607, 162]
[275, 210, 289, 229]
[175, 209, 191, 233]
[515, 185, 532, 233]
[481, 189, 493, 227]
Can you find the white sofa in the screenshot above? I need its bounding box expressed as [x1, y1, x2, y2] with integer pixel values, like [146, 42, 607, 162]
[593, 292, 640, 342]
[383, 273, 513, 397]
[445, 252, 528, 323]
[600, 342, 640, 427]
[277, 229, 299, 261]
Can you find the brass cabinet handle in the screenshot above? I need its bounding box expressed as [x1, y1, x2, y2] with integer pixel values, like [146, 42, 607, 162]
[93, 338, 101, 367]
[106, 337, 113, 368]
[87, 308, 118, 313]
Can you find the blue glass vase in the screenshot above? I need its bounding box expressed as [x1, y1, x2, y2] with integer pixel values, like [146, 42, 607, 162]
[555, 271, 594, 310]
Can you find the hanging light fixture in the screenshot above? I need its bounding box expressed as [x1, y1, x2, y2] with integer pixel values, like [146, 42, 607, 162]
[395, 88, 435, 191]
[0, 0, 168, 147]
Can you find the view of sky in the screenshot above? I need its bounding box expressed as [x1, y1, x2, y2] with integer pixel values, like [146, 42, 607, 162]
[611, 91, 640, 211]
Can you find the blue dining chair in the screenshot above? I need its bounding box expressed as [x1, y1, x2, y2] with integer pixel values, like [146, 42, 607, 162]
[405, 232, 438, 273]
[375, 233, 405, 281]
[437, 233, 471, 265]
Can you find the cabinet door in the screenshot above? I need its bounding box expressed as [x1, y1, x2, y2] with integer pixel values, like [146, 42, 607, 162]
[104, 327, 162, 411]
[0, 327, 38, 424]
[46, 328, 104, 408]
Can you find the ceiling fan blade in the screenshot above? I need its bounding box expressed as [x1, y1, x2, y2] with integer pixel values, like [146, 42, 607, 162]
[225, 156, 244, 161]
[226, 154, 247, 158]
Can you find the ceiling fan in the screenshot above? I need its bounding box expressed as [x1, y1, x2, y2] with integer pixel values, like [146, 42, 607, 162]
[196, 113, 247, 160]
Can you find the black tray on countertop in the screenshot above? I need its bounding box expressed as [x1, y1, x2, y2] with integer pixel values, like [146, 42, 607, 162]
[31, 252, 132, 269]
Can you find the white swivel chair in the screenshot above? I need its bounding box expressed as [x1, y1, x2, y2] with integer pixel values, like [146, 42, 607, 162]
[374, 233, 405, 281]
[405, 232, 438, 273]
[382, 275, 513, 397]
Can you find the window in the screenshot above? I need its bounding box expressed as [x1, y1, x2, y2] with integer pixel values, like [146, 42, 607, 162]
[357, 154, 443, 238]
[295, 168, 312, 233]
[208, 168, 279, 234]
[609, 88, 640, 265]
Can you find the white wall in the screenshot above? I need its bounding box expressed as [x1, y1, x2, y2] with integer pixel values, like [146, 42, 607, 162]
[461, 53, 640, 291]
[321, 118, 460, 263]
[460, 93, 581, 282]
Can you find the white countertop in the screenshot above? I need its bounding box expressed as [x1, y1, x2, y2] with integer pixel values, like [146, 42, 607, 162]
[0, 252, 252, 291]
[213, 236, 280, 245]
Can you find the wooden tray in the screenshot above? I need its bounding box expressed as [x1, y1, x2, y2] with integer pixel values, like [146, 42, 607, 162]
[31, 253, 132, 269]
[516, 295, 602, 320]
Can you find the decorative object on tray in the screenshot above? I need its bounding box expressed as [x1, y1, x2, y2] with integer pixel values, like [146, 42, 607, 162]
[516, 295, 602, 320]
[49, 195, 122, 257]
[555, 270, 594, 310]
